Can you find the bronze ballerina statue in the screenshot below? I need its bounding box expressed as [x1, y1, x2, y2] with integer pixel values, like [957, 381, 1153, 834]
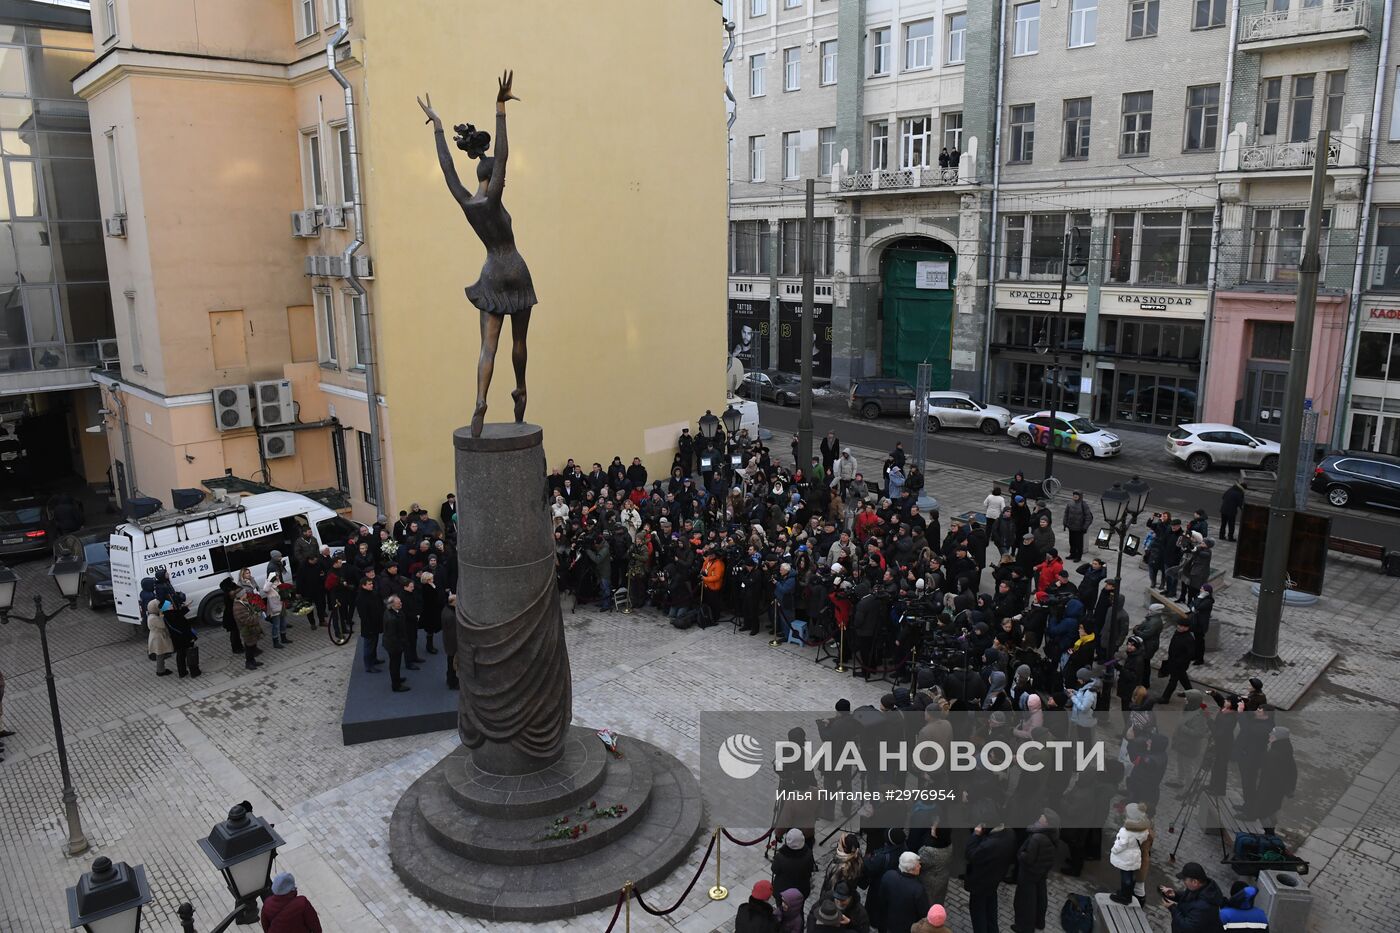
[418, 71, 535, 437]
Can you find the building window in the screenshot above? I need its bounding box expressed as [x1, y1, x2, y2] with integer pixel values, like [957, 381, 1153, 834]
[1184, 84, 1220, 151]
[1128, 0, 1159, 38]
[870, 121, 889, 170]
[345, 291, 367, 369]
[749, 53, 766, 97]
[780, 219, 802, 275]
[1193, 0, 1225, 29]
[1250, 322, 1292, 361]
[1371, 208, 1400, 289]
[946, 13, 967, 64]
[1249, 207, 1331, 283]
[1069, 0, 1097, 48]
[1119, 92, 1152, 156]
[125, 292, 142, 371]
[730, 220, 772, 275]
[782, 130, 800, 179]
[1063, 97, 1092, 160]
[302, 131, 324, 208]
[1010, 104, 1035, 163]
[780, 219, 835, 276]
[942, 112, 964, 153]
[1014, 2, 1041, 55]
[750, 0, 767, 15]
[749, 135, 765, 182]
[783, 0, 801, 8]
[1001, 213, 1091, 280]
[104, 128, 125, 215]
[296, 0, 317, 39]
[783, 47, 801, 91]
[1323, 71, 1346, 134]
[820, 40, 837, 85]
[868, 26, 890, 75]
[103, 0, 117, 40]
[1355, 332, 1400, 381]
[1109, 210, 1213, 285]
[315, 288, 337, 366]
[357, 430, 378, 506]
[1139, 211, 1186, 283]
[904, 20, 934, 70]
[900, 116, 931, 169]
[1260, 78, 1282, 137]
[1391, 68, 1400, 141]
[818, 127, 836, 176]
[334, 124, 353, 206]
[1289, 74, 1315, 143]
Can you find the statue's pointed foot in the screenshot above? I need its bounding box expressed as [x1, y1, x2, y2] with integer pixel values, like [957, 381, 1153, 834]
[470, 401, 487, 438]
[511, 388, 527, 423]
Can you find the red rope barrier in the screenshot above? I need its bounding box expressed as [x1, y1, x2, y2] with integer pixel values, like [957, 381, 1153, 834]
[632, 832, 717, 917]
[599, 886, 627, 933]
[721, 828, 774, 847]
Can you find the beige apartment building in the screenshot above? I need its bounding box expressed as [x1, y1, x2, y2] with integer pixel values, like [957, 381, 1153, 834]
[77, 0, 727, 522]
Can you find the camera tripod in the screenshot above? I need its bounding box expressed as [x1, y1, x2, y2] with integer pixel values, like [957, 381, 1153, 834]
[1164, 733, 1216, 865]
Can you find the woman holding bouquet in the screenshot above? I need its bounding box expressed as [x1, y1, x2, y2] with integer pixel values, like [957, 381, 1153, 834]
[262, 572, 290, 648]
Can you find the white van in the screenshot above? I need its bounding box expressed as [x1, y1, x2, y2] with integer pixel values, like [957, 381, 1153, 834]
[108, 491, 359, 626]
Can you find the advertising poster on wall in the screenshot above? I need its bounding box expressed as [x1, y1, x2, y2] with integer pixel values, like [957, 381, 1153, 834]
[777, 302, 833, 380]
[728, 299, 770, 371]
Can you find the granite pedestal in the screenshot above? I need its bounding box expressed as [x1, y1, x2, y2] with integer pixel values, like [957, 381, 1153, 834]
[389, 424, 704, 920]
[340, 644, 456, 746]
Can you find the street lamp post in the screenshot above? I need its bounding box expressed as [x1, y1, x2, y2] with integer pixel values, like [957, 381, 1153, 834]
[721, 404, 743, 478]
[0, 557, 89, 856]
[195, 804, 286, 927]
[1099, 476, 1151, 584]
[696, 409, 720, 479]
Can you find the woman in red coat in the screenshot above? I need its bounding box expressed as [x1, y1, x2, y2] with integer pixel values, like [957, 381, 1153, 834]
[261, 872, 321, 933]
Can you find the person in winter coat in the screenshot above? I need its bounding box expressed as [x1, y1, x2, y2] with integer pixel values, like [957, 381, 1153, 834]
[265, 549, 288, 582]
[775, 887, 805, 933]
[1109, 803, 1152, 904]
[911, 904, 952, 933]
[1032, 516, 1056, 555]
[1250, 727, 1297, 832]
[875, 851, 929, 933]
[162, 595, 200, 678]
[982, 486, 1007, 523]
[734, 879, 779, 933]
[809, 883, 871, 933]
[218, 577, 242, 654]
[1220, 882, 1269, 932]
[146, 598, 174, 676]
[1159, 619, 1196, 703]
[1219, 483, 1245, 542]
[1162, 862, 1226, 933]
[1188, 584, 1214, 665]
[1068, 668, 1099, 745]
[964, 817, 1017, 933]
[771, 828, 816, 900]
[262, 573, 289, 648]
[418, 572, 442, 652]
[356, 577, 384, 673]
[382, 594, 409, 692]
[1125, 733, 1170, 813]
[1062, 491, 1094, 562]
[260, 871, 321, 933]
[232, 590, 263, 670]
[441, 593, 459, 690]
[1013, 808, 1061, 933]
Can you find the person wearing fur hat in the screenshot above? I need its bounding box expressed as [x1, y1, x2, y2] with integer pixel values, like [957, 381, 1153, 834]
[260, 871, 321, 932]
[911, 904, 952, 933]
[771, 827, 816, 900]
[1109, 803, 1153, 905]
[734, 879, 779, 933]
[1014, 808, 1062, 932]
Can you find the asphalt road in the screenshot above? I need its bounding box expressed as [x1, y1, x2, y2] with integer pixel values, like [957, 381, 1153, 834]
[757, 401, 1400, 545]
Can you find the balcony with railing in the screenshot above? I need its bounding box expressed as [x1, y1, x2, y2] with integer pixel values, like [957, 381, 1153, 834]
[832, 137, 978, 196]
[1222, 119, 1367, 172]
[0, 340, 119, 393]
[1239, 0, 1369, 50]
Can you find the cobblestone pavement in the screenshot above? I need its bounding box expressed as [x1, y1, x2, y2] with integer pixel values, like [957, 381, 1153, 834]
[2, 440, 1399, 932]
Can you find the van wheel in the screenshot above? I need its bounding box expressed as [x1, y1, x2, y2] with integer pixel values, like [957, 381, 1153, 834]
[860, 402, 880, 420]
[199, 595, 225, 627]
[1327, 485, 1351, 508]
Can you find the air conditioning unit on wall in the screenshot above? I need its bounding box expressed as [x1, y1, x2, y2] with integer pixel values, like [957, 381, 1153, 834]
[324, 205, 347, 228]
[104, 215, 126, 237]
[261, 430, 296, 459]
[212, 384, 253, 431]
[254, 379, 294, 426]
[290, 209, 321, 237]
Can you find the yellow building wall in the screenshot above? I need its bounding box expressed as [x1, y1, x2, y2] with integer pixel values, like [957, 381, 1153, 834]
[359, 0, 727, 509]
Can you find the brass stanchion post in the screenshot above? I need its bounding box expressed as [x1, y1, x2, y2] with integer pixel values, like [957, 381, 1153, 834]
[624, 880, 633, 932]
[709, 828, 729, 900]
[835, 627, 847, 673]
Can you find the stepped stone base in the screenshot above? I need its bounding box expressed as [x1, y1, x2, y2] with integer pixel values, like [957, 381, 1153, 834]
[389, 725, 705, 922]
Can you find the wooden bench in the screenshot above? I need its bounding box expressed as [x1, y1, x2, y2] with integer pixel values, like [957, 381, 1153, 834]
[1197, 790, 1264, 839]
[1093, 892, 1156, 933]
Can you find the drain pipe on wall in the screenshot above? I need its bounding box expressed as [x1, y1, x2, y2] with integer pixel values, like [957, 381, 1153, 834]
[1334, 0, 1393, 449]
[328, 0, 385, 521]
[979, 0, 1009, 402]
[107, 384, 138, 498]
[1196, 0, 1241, 420]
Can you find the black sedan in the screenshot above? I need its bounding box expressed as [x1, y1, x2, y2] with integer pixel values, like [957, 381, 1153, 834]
[738, 369, 803, 406]
[79, 535, 115, 610]
[0, 496, 51, 559]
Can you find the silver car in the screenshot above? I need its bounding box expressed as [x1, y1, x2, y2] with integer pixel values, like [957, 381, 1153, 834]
[1166, 423, 1281, 474]
[908, 391, 1012, 435]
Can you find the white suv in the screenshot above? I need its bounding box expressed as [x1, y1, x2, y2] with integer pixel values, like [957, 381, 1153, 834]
[908, 391, 1012, 435]
[1166, 423, 1280, 474]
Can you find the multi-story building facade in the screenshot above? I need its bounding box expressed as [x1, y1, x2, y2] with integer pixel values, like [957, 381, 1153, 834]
[0, 0, 114, 491]
[79, 0, 726, 523]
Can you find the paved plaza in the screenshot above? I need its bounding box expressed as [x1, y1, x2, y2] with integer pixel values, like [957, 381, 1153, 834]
[3, 443, 1400, 932]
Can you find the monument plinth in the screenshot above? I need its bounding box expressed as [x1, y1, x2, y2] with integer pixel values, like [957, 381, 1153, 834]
[389, 424, 704, 921]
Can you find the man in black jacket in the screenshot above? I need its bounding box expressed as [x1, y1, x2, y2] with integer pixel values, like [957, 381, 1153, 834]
[625, 457, 648, 491]
[677, 428, 695, 476]
[1076, 558, 1106, 606]
[874, 851, 928, 933]
[1013, 808, 1061, 933]
[1116, 635, 1148, 722]
[965, 819, 1017, 933]
[1159, 618, 1195, 703]
[382, 594, 408, 692]
[356, 578, 384, 673]
[1062, 491, 1094, 562]
[1219, 482, 1245, 542]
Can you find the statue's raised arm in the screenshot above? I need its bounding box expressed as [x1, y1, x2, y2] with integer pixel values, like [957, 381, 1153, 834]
[418, 92, 470, 207]
[488, 70, 517, 202]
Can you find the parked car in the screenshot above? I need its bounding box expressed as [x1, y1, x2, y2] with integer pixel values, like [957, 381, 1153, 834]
[1007, 410, 1122, 460]
[849, 377, 917, 420]
[1166, 423, 1280, 474]
[78, 534, 114, 610]
[0, 496, 51, 559]
[908, 391, 1012, 435]
[739, 369, 803, 406]
[1311, 451, 1400, 510]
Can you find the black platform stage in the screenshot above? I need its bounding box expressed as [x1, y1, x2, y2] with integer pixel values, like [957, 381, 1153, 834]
[340, 645, 458, 745]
